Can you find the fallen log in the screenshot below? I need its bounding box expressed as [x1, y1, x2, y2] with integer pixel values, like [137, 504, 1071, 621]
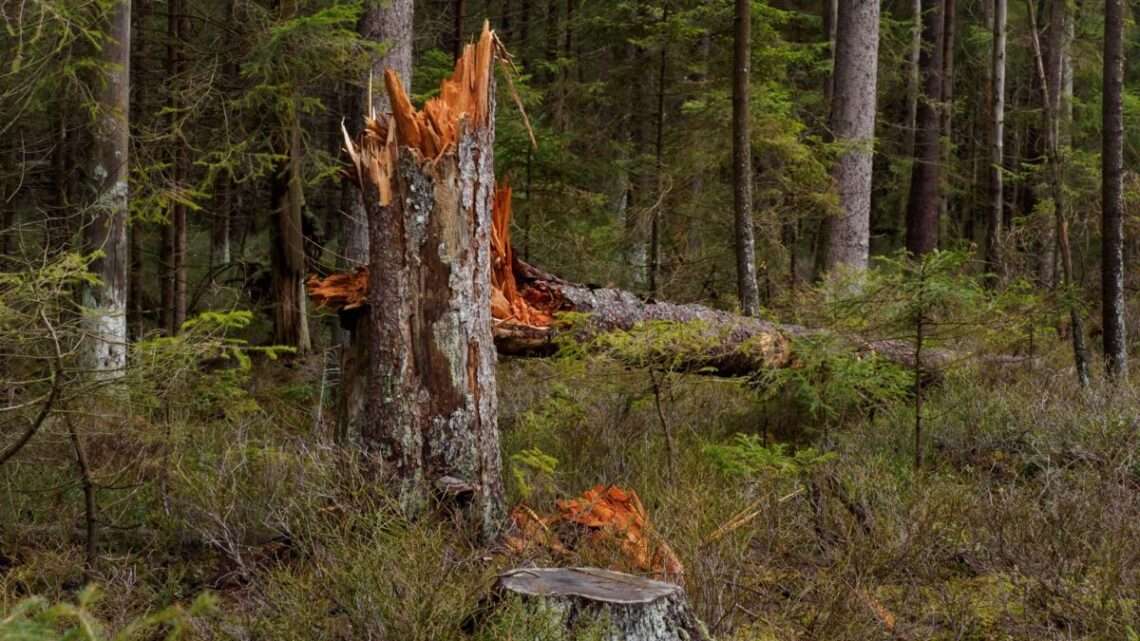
[491, 567, 711, 641]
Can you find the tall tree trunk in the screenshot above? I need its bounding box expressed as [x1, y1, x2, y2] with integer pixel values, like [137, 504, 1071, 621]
[822, 0, 880, 272]
[822, 0, 838, 110]
[344, 0, 414, 267]
[985, 0, 1007, 282]
[1102, 0, 1127, 380]
[500, 0, 512, 43]
[84, 0, 131, 377]
[453, 0, 466, 61]
[904, 0, 945, 256]
[351, 32, 505, 537]
[128, 0, 149, 338]
[732, 0, 760, 316]
[270, 110, 311, 353]
[897, 0, 923, 233]
[171, 0, 187, 331]
[626, 30, 649, 289]
[519, 0, 531, 67]
[939, 0, 956, 231]
[649, 3, 669, 300]
[1027, 0, 1089, 386]
[160, 0, 187, 335]
[336, 0, 415, 443]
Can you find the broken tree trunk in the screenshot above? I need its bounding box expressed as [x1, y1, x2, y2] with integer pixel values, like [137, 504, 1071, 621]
[492, 567, 711, 641]
[338, 24, 505, 538]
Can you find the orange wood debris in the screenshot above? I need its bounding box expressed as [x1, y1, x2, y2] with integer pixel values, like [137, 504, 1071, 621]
[307, 267, 369, 312]
[505, 485, 684, 581]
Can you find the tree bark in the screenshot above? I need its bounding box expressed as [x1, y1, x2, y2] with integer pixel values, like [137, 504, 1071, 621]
[345, 0, 414, 267]
[984, 0, 1007, 282]
[897, 0, 923, 233]
[338, 0, 415, 441]
[1102, 0, 1128, 380]
[938, 0, 956, 230]
[453, 0, 467, 61]
[904, 0, 945, 256]
[169, 0, 188, 332]
[732, 0, 760, 315]
[822, 0, 838, 110]
[270, 110, 311, 353]
[649, 4, 669, 300]
[823, 0, 879, 272]
[1026, 0, 1089, 387]
[349, 31, 505, 538]
[128, 0, 149, 339]
[83, 0, 131, 377]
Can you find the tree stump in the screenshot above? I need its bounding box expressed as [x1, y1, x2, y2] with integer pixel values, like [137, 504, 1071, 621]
[494, 567, 711, 641]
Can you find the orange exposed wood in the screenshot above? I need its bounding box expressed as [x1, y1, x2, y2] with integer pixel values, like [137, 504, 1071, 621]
[490, 181, 554, 328]
[307, 268, 369, 312]
[315, 22, 553, 330]
[382, 22, 497, 161]
[310, 180, 556, 331]
[505, 485, 684, 582]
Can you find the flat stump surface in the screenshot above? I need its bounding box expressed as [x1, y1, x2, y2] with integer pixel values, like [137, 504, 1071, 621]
[494, 567, 711, 641]
[499, 567, 682, 604]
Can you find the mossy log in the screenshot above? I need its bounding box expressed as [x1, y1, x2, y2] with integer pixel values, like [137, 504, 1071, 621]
[494, 567, 711, 641]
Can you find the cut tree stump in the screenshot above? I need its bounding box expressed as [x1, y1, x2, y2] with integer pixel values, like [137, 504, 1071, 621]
[493, 567, 711, 641]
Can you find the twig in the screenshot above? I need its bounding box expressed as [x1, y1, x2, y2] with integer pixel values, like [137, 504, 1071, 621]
[0, 310, 63, 467]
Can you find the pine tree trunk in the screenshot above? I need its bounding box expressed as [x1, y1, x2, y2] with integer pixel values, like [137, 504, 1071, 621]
[904, 0, 945, 255]
[270, 112, 311, 353]
[1102, 0, 1127, 379]
[349, 32, 506, 538]
[345, 0, 414, 267]
[128, 0, 149, 338]
[337, 0, 415, 441]
[896, 0, 923, 233]
[732, 0, 760, 315]
[453, 0, 467, 61]
[84, 0, 131, 378]
[984, 0, 1007, 282]
[1027, 0, 1089, 386]
[649, 4, 668, 300]
[939, 0, 956, 231]
[169, 0, 187, 331]
[823, 0, 879, 272]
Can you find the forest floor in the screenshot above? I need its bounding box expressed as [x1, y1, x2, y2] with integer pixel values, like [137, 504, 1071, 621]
[2, 332, 1139, 641]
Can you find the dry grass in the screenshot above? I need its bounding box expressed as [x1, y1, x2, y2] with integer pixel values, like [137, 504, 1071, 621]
[3, 345, 1139, 640]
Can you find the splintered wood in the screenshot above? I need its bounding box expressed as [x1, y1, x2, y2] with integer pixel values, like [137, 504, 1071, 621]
[310, 22, 554, 334]
[491, 182, 554, 328]
[311, 181, 556, 331]
[385, 22, 495, 159]
[506, 485, 685, 582]
[306, 268, 369, 312]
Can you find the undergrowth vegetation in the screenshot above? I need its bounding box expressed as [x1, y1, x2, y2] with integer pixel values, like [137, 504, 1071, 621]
[2, 257, 1138, 641]
[5, 352, 1138, 640]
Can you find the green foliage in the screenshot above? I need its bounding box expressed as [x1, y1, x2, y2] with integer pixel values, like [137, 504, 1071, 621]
[0, 586, 214, 641]
[129, 310, 289, 417]
[473, 595, 611, 641]
[510, 447, 559, 500]
[753, 334, 910, 428]
[703, 433, 835, 479]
